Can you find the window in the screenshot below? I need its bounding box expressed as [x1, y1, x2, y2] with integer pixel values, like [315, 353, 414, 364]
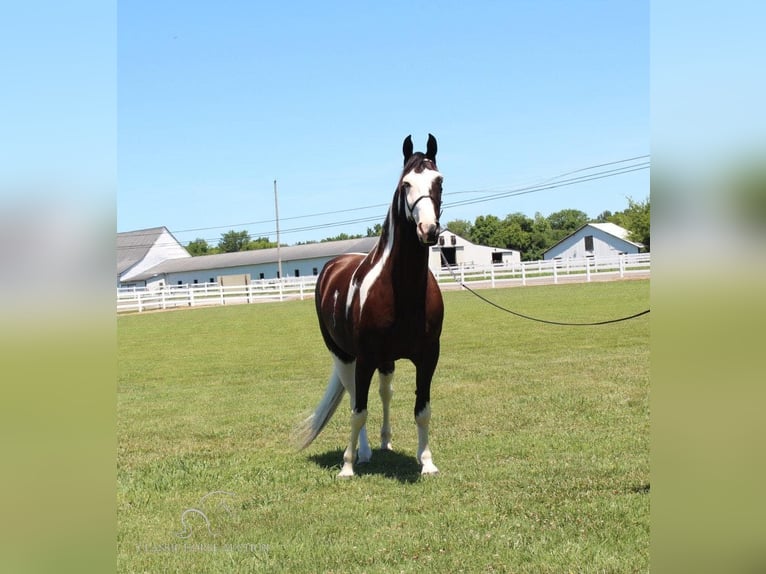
[193, 279, 198, 284]
[313, 267, 318, 275]
[177, 280, 183, 285]
[209, 277, 214, 283]
[259, 273, 265, 280]
[584, 235, 594, 251]
[294, 269, 300, 277]
[491, 252, 503, 264]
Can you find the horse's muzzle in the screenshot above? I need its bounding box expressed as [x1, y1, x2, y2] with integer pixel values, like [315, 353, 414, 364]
[418, 222, 440, 246]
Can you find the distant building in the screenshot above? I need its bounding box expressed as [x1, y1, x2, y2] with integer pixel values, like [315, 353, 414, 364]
[430, 229, 520, 269]
[118, 227, 190, 287]
[543, 222, 643, 260]
[117, 227, 522, 289]
[122, 236, 378, 289]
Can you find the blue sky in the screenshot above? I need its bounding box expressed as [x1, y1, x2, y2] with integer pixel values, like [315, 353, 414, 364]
[118, 1, 648, 246]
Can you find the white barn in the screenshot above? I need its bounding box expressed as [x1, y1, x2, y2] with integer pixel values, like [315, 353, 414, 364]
[543, 222, 643, 260]
[430, 229, 520, 269]
[117, 226, 190, 287]
[117, 228, 521, 290]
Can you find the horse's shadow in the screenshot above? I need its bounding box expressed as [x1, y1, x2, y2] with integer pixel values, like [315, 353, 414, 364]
[308, 448, 425, 484]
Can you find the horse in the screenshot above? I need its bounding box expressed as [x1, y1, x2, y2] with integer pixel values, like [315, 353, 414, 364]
[296, 134, 445, 478]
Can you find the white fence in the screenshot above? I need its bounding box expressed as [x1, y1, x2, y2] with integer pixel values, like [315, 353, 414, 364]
[117, 253, 650, 313]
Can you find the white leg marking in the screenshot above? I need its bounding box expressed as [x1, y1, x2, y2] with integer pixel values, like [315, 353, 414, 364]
[357, 425, 372, 463]
[379, 371, 394, 450]
[332, 357, 371, 469]
[416, 403, 439, 475]
[338, 409, 368, 478]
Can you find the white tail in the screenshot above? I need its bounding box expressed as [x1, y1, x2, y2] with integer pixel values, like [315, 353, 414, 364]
[294, 369, 346, 450]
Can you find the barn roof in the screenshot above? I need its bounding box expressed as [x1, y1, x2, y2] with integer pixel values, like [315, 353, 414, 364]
[129, 236, 379, 281]
[117, 226, 167, 275]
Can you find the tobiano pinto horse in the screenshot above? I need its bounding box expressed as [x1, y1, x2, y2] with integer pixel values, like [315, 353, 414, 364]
[296, 134, 445, 477]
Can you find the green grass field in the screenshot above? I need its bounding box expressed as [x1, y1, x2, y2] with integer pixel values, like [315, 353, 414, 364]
[118, 279, 649, 573]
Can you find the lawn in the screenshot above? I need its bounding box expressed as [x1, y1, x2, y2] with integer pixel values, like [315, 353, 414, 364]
[118, 279, 649, 573]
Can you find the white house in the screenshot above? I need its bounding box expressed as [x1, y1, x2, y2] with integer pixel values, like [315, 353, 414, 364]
[117, 226, 191, 287]
[543, 222, 643, 260]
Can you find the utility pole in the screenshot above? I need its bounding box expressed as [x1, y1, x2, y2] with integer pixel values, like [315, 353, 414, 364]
[274, 179, 282, 279]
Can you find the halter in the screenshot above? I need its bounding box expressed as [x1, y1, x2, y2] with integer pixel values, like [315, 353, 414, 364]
[403, 191, 442, 224]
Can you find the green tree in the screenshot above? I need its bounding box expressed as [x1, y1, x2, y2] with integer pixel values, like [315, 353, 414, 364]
[366, 224, 383, 237]
[246, 236, 278, 250]
[595, 210, 613, 223]
[217, 230, 250, 253]
[321, 232, 363, 242]
[619, 196, 650, 251]
[502, 212, 534, 255]
[444, 218, 473, 238]
[470, 214, 511, 248]
[547, 208, 589, 234]
[527, 212, 555, 261]
[186, 238, 210, 256]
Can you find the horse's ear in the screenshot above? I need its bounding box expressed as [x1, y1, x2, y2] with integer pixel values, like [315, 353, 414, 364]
[402, 135, 413, 165]
[426, 133, 437, 161]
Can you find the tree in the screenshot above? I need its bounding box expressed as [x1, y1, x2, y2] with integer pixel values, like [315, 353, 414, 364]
[186, 238, 210, 256]
[595, 210, 613, 223]
[470, 214, 510, 248]
[444, 218, 473, 238]
[527, 212, 555, 261]
[321, 232, 363, 242]
[246, 236, 278, 250]
[366, 224, 383, 237]
[547, 208, 589, 234]
[618, 196, 650, 251]
[217, 230, 250, 253]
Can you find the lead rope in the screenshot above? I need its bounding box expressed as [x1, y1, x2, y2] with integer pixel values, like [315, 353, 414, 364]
[438, 248, 649, 326]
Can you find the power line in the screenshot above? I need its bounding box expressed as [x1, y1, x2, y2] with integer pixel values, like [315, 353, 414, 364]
[117, 155, 649, 250]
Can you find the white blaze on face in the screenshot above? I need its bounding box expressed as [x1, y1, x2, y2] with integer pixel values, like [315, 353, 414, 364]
[402, 168, 442, 236]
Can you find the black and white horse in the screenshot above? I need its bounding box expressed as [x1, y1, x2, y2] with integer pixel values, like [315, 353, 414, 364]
[297, 134, 445, 477]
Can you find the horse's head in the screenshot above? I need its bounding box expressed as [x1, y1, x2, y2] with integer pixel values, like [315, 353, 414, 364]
[400, 134, 443, 246]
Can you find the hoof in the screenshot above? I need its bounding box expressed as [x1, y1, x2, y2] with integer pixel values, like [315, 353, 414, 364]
[380, 442, 393, 451]
[420, 461, 439, 475]
[337, 464, 355, 478]
[357, 450, 372, 464]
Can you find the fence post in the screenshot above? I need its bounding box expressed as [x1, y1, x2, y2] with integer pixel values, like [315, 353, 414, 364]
[460, 264, 466, 289]
[521, 263, 526, 286]
[619, 254, 625, 278]
[553, 261, 558, 284]
[490, 265, 495, 288]
[219, 284, 225, 305]
[189, 286, 195, 307]
[586, 259, 591, 282]
[138, 292, 144, 313]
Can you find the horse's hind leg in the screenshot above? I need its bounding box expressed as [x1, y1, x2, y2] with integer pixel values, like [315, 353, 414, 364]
[378, 363, 395, 450]
[334, 356, 372, 476]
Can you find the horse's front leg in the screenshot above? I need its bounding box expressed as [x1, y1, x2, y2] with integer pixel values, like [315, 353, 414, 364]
[378, 363, 395, 450]
[415, 348, 440, 475]
[338, 359, 375, 478]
